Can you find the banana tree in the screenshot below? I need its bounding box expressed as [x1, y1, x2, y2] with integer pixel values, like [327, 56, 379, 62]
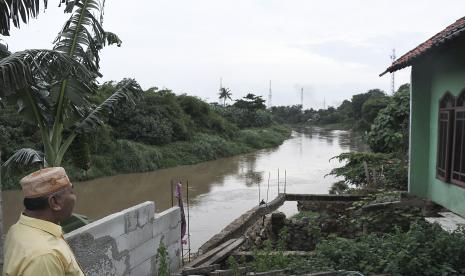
[0, 0, 142, 168]
[0, 0, 70, 36]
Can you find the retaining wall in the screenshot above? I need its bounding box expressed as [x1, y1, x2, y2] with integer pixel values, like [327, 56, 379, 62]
[198, 194, 286, 253]
[65, 202, 182, 276]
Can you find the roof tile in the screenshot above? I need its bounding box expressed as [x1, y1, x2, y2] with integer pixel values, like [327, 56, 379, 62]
[381, 16, 465, 76]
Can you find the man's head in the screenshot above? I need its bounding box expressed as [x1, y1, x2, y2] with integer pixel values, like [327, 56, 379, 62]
[20, 167, 76, 223]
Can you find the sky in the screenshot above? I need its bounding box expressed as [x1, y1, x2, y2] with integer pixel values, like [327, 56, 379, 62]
[4, 1, 465, 109]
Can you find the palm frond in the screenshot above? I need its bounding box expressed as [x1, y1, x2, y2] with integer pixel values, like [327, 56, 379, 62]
[51, 0, 121, 129]
[2, 148, 44, 170]
[0, 41, 10, 58]
[74, 79, 142, 133]
[0, 0, 70, 36]
[0, 49, 93, 100]
[53, 0, 116, 72]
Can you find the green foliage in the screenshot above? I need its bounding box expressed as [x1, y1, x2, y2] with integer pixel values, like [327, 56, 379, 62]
[178, 94, 237, 136]
[0, 1, 141, 168]
[252, 240, 288, 273]
[249, 209, 465, 275]
[227, 256, 241, 276]
[307, 222, 465, 275]
[233, 93, 266, 111]
[368, 86, 410, 153]
[156, 242, 170, 276]
[215, 106, 273, 129]
[108, 88, 191, 145]
[328, 152, 408, 190]
[270, 105, 304, 124]
[351, 89, 386, 120]
[0, 105, 41, 158]
[67, 135, 91, 171]
[360, 96, 390, 129]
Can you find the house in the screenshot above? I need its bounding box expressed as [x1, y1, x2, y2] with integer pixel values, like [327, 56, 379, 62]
[381, 16, 465, 218]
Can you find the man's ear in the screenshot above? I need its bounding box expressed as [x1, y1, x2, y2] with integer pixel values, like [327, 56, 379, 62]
[48, 195, 62, 211]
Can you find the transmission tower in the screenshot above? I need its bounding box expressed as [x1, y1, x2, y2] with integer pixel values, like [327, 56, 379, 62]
[390, 49, 396, 94]
[268, 80, 272, 108]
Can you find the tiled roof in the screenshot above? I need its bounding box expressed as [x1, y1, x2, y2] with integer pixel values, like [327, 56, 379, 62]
[380, 16, 465, 76]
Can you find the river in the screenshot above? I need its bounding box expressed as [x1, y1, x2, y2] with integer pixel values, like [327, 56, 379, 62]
[3, 127, 366, 251]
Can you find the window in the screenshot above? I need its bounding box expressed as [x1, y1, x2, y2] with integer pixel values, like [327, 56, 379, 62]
[437, 90, 465, 188]
[436, 93, 455, 181]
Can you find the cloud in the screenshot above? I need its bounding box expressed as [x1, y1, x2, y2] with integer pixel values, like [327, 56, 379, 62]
[3, 0, 465, 109]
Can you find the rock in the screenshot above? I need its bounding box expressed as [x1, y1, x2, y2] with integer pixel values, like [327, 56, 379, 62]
[271, 212, 286, 236]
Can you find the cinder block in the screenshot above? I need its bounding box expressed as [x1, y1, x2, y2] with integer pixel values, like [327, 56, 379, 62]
[129, 238, 157, 269]
[167, 242, 182, 271]
[66, 212, 126, 240]
[66, 202, 155, 240]
[116, 221, 154, 252]
[154, 207, 181, 232]
[129, 258, 154, 276]
[165, 225, 181, 247]
[138, 203, 156, 226]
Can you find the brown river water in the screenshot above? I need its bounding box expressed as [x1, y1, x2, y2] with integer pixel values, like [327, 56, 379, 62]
[3, 127, 366, 251]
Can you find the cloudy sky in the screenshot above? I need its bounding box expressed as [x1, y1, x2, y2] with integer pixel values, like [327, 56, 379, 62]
[4, 1, 465, 108]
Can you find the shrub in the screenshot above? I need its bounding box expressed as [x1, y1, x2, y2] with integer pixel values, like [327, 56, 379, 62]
[328, 152, 408, 191]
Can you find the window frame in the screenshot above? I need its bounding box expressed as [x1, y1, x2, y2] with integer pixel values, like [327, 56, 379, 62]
[436, 92, 455, 182]
[451, 105, 465, 188]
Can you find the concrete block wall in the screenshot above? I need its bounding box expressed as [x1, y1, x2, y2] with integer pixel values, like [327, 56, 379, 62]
[65, 202, 182, 276]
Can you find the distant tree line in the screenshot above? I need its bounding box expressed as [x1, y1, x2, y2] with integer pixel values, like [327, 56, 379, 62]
[270, 85, 410, 132]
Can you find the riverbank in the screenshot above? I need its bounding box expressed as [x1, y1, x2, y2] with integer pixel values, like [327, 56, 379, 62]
[287, 122, 353, 131]
[1, 124, 291, 190]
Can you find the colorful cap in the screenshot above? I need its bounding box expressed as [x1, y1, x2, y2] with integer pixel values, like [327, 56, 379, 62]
[20, 167, 72, 198]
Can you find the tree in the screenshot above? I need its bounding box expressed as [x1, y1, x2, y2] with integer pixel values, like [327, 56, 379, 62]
[359, 96, 390, 130]
[219, 87, 232, 107]
[233, 93, 266, 111]
[0, 0, 141, 168]
[367, 84, 410, 154]
[351, 89, 386, 120]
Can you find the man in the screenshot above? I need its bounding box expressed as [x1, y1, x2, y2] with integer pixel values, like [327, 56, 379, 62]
[3, 167, 85, 276]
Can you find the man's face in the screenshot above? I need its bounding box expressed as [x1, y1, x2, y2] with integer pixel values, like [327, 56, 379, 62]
[50, 184, 77, 222]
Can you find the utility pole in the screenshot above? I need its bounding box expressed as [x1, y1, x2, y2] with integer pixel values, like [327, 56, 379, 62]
[390, 49, 396, 94]
[268, 80, 272, 108]
[323, 97, 326, 109]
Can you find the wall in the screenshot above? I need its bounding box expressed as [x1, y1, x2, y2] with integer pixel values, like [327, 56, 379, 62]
[410, 35, 465, 217]
[65, 202, 182, 276]
[198, 194, 285, 253]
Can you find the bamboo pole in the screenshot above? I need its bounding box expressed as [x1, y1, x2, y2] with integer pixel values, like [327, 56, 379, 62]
[187, 180, 191, 262]
[284, 170, 287, 194]
[277, 169, 280, 194]
[266, 172, 270, 203]
[170, 180, 174, 207]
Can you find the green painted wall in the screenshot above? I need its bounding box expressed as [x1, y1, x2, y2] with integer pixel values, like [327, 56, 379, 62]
[410, 36, 465, 217]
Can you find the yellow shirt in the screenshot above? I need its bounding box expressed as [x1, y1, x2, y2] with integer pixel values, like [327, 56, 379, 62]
[3, 214, 85, 276]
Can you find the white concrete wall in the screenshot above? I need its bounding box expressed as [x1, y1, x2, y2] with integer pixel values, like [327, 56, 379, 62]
[65, 202, 182, 276]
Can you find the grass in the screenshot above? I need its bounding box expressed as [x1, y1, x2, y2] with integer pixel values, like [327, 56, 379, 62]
[62, 124, 291, 183]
